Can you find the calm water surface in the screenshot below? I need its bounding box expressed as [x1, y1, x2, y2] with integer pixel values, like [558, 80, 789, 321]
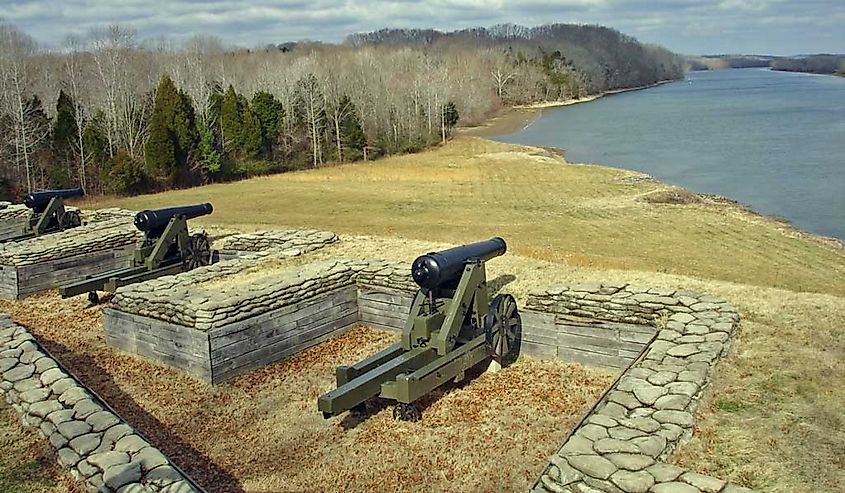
[495, 68, 845, 240]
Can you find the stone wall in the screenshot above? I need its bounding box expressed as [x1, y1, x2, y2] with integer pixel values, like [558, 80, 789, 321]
[0, 203, 29, 241]
[81, 208, 137, 224]
[0, 314, 199, 493]
[217, 229, 338, 258]
[0, 218, 139, 266]
[0, 202, 28, 221]
[353, 259, 417, 292]
[529, 284, 755, 493]
[0, 218, 140, 300]
[112, 259, 358, 331]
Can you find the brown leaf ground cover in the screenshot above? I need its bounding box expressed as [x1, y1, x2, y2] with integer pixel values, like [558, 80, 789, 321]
[0, 293, 615, 493]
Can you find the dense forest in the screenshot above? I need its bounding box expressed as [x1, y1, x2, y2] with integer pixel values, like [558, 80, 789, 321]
[0, 22, 684, 199]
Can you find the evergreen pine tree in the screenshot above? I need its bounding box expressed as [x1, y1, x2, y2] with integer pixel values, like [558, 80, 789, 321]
[338, 97, 365, 161]
[144, 75, 180, 185]
[173, 89, 198, 164]
[144, 115, 176, 185]
[240, 103, 263, 159]
[83, 111, 108, 171]
[51, 90, 78, 188]
[251, 91, 284, 150]
[144, 75, 198, 186]
[196, 120, 222, 175]
[443, 101, 460, 129]
[220, 85, 242, 154]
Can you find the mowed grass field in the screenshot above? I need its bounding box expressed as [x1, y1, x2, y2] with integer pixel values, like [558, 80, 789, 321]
[85, 136, 845, 492]
[91, 137, 843, 296]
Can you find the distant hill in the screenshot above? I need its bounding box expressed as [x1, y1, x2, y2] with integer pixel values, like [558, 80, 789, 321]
[771, 54, 845, 75]
[686, 53, 845, 76]
[345, 24, 684, 94]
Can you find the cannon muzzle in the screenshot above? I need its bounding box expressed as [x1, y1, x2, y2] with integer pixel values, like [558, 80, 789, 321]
[411, 237, 506, 289]
[23, 187, 85, 213]
[133, 203, 213, 232]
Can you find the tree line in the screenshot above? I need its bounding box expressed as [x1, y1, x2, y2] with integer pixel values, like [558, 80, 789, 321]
[0, 22, 683, 198]
[771, 55, 845, 75]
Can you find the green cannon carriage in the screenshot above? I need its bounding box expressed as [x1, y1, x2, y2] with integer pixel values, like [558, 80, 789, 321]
[0, 187, 84, 243]
[58, 203, 214, 305]
[318, 237, 521, 421]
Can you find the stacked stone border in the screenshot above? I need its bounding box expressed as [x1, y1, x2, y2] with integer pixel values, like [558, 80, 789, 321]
[0, 314, 201, 493]
[0, 203, 29, 241]
[216, 229, 339, 260]
[528, 285, 755, 493]
[0, 218, 140, 300]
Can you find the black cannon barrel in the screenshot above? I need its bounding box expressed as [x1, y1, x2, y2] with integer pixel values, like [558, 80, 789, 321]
[23, 187, 84, 212]
[133, 203, 213, 232]
[411, 237, 506, 289]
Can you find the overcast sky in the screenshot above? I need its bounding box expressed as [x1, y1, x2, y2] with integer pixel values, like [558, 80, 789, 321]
[2, 0, 843, 55]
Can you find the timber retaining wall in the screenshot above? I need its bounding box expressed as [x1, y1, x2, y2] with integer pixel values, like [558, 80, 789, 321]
[0, 219, 140, 300]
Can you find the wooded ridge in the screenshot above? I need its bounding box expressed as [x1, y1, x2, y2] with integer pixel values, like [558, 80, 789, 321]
[0, 22, 684, 198]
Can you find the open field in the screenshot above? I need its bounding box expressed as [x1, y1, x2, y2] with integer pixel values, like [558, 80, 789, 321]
[0, 291, 614, 493]
[90, 137, 844, 297]
[76, 136, 845, 492]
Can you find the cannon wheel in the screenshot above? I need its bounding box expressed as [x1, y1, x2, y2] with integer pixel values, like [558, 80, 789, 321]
[183, 233, 211, 270]
[61, 210, 81, 230]
[485, 294, 521, 367]
[393, 402, 421, 422]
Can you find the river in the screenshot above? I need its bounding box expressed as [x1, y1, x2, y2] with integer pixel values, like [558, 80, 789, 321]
[494, 68, 845, 241]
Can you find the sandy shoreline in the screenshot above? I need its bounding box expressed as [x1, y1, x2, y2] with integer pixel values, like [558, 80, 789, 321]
[460, 79, 677, 138]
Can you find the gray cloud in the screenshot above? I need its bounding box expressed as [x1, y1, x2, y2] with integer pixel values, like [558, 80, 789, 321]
[0, 0, 842, 54]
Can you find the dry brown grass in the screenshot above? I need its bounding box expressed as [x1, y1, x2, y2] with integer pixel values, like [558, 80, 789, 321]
[18, 136, 845, 491]
[88, 137, 844, 297]
[0, 405, 83, 493]
[0, 291, 614, 493]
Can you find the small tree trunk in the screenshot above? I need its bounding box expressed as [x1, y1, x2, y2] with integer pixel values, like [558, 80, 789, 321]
[335, 117, 342, 163]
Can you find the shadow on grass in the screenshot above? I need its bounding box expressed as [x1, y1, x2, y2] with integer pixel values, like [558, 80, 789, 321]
[488, 274, 517, 296]
[30, 334, 244, 493]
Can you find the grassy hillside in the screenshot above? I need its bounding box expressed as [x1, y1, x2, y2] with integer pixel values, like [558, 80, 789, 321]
[88, 136, 844, 491]
[91, 137, 843, 297]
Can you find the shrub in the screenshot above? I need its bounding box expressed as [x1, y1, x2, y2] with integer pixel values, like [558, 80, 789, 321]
[101, 151, 147, 195]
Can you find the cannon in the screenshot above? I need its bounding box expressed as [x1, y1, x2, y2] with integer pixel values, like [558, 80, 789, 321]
[58, 203, 214, 304]
[0, 187, 84, 243]
[318, 237, 521, 422]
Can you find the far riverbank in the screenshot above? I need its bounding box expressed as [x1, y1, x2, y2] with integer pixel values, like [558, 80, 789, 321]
[460, 80, 676, 137]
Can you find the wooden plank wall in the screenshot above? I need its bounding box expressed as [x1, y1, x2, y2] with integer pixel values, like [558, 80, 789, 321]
[102, 307, 213, 381]
[101, 285, 658, 384]
[208, 285, 358, 383]
[0, 266, 17, 300]
[0, 244, 135, 300]
[357, 287, 413, 331]
[521, 310, 656, 369]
